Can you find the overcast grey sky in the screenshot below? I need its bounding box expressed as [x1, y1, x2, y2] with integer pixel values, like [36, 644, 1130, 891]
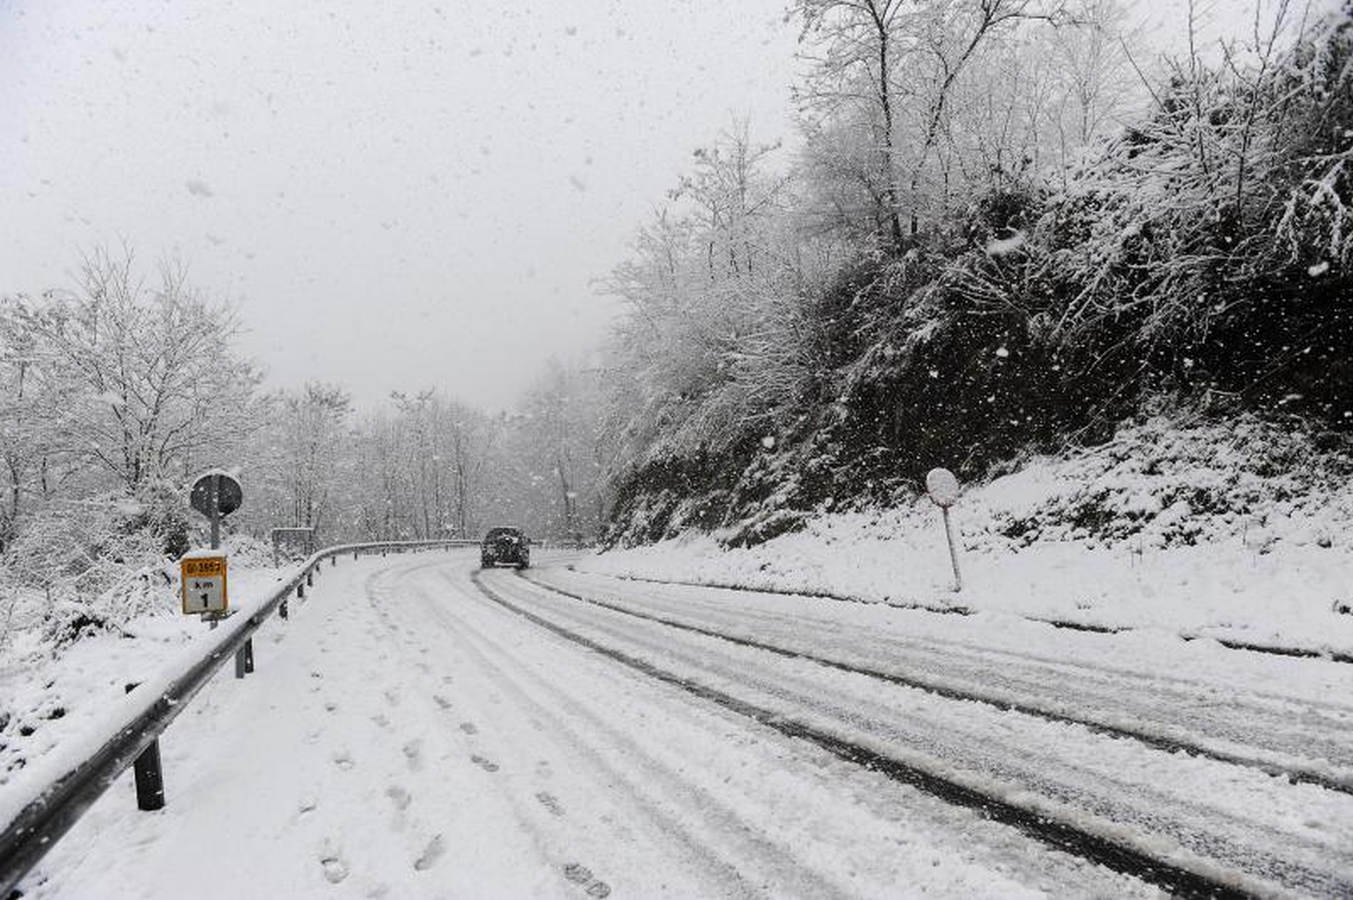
[1, 0, 799, 410]
[0, 0, 1278, 411]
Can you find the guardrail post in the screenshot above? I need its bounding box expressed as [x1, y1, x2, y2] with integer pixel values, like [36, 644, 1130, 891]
[306, 569, 314, 588]
[123, 684, 165, 811]
[234, 643, 248, 679]
[297, 581, 305, 600]
[331, 556, 336, 567]
[279, 597, 289, 619]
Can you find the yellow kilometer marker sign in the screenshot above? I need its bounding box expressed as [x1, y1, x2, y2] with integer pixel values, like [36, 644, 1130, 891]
[181, 553, 229, 614]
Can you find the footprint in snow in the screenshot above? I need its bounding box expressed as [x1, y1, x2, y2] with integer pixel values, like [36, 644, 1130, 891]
[323, 701, 338, 713]
[332, 751, 355, 771]
[432, 695, 453, 710]
[535, 792, 564, 817]
[470, 754, 499, 773]
[298, 796, 318, 815]
[370, 713, 390, 730]
[383, 688, 401, 707]
[441, 675, 454, 685]
[385, 785, 412, 810]
[563, 863, 611, 898]
[413, 834, 446, 871]
[458, 722, 477, 735]
[320, 856, 349, 884]
[402, 739, 423, 770]
[563, 864, 592, 885]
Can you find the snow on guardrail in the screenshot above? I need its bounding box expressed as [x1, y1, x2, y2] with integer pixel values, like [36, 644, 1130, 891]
[0, 539, 476, 898]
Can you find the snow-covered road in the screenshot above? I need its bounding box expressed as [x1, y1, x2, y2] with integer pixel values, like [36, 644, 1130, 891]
[21, 550, 1353, 898]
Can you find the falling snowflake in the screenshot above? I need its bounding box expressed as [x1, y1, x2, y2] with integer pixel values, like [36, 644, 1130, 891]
[761, 435, 776, 450]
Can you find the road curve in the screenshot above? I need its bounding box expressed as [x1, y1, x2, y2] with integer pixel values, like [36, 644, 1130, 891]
[24, 551, 1155, 899]
[476, 562, 1353, 897]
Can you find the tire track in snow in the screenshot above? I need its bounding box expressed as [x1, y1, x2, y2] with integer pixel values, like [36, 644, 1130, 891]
[475, 568, 1353, 898]
[596, 570, 1353, 664]
[398, 559, 1143, 897]
[403, 569, 850, 899]
[534, 567, 1353, 785]
[521, 569, 1353, 796]
[515, 603, 1345, 896]
[360, 563, 644, 898]
[568, 569, 1353, 717]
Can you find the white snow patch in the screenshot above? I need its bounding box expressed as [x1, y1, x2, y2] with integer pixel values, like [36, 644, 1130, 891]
[587, 416, 1353, 653]
[985, 231, 1026, 256]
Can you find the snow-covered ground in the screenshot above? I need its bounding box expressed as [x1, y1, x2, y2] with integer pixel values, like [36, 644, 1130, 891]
[16, 551, 1164, 898]
[1, 551, 292, 785]
[586, 416, 1353, 656]
[9, 548, 1353, 897]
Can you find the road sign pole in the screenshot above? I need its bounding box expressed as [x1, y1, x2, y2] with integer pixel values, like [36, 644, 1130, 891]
[942, 506, 963, 592]
[926, 468, 964, 593]
[209, 473, 221, 551]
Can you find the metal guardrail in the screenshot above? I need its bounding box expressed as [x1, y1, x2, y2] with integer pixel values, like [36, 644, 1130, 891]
[0, 539, 477, 898]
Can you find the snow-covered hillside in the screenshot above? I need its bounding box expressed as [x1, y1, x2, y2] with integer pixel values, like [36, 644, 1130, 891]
[583, 415, 1353, 655]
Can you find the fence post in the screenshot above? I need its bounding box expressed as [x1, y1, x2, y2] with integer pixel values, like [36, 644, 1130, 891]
[123, 684, 165, 811]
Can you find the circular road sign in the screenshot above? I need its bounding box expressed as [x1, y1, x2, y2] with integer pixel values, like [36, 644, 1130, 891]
[190, 471, 244, 517]
[925, 467, 960, 508]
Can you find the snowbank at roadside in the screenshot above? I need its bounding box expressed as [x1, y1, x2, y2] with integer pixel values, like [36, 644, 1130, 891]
[582, 416, 1353, 655]
[0, 553, 289, 785]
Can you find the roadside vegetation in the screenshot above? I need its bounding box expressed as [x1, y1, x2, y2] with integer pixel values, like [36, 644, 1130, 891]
[601, 0, 1353, 547]
[0, 250, 606, 649]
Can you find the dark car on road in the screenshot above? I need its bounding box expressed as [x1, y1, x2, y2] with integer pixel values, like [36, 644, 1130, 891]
[481, 526, 530, 569]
